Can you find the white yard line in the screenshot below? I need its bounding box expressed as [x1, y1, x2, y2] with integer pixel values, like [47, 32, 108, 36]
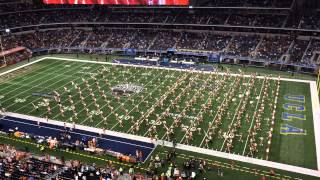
[2, 81, 49, 89]
[0, 56, 314, 84]
[310, 81, 320, 170]
[129, 74, 189, 135]
[143, 146, 157, 163]
[0, 57, 47, 77]
[35, 63, 104, 117]
[143, 74, 200, 138]
[108, 70, 180, 130]
[1, 56, 320, 177]
[50, 65, 139, 121]
[9, 62, 92, 111]
[0, 60, 62, 90]
[199, 76, 238, 147]
[242, 78, 266, 155]
[95, 70, 169, 128]
[45, 57, 315, 83]
[1, 61, 81, 105]
[157, 82, 199, 140]
[79, 68, 159, 125]
[3, 70, 85, 91]
[158, 140, 320, 178]
[220, 77, 252, 151]
[4, 110, 320, 178]
[178, 75, 218, 143]
[0, 60, 72, 99]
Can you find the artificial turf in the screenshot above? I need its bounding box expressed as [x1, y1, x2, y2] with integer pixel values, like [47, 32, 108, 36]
[0, 56, 317, 170]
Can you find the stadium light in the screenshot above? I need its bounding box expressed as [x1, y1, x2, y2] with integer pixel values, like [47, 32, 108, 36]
[5, 29, 10, 33]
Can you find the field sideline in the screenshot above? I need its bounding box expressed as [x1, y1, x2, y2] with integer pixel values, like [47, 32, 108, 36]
[0, 56, 319, 177]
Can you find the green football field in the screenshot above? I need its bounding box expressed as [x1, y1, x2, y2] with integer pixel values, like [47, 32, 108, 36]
[0, 57, 317, 170]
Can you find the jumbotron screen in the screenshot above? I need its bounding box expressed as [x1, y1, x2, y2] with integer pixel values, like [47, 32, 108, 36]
[43, 0, 189, 5]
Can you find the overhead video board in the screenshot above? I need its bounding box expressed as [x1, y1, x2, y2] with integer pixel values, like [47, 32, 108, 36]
[43, 0, 189, 5]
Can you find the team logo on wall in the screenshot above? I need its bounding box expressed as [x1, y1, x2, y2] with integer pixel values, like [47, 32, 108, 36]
[111, 83, 143, 96]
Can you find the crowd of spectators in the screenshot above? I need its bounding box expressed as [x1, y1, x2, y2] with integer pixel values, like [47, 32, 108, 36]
[1, 1, 319, 32]
[1, 34, 20, 50]
[34, 30, 73, 49]
[208, 0, 293, 8]
[58, 160, 147, 179]
[0, 144, 62, 179]
[146, 150, 206, 179]
[128, 30, 157, 50]
[149, 31, 180, 50]
[167, 14, 204, 24]
[107, 13, 153, 24]
[42, 9, 97, 24]
[0, 37, 32, 67]
[254, 14, 286, 28]
[2, 26, 320, 67]
[176, 32, 206, 50]
[81, 29, 113, 49]
[302, 38, 320, 65]
[0, 8, 308, 30]
[203, 33, 232, 52]
[0, 2, 33, 13]
[70, 30, 92, 49]
[0, 4, 319, 32]
[227, 14, 256, 26]
[224, 14, 287, 27]
[1, 28, 320, 66]
[207, 14, 229, 25]
[225, 34, 261, 57]
[300, 11, 320, 30]
[18, 32, 44, 50]
[284, 14, 302, 29]
[0, 141, 229, 180]
[5, 5, 311, 60]
[0, 143, 147, 179]
[288, 39, 309, 64]
[105, 29, 136, 49]
[256, 36, 292, 61]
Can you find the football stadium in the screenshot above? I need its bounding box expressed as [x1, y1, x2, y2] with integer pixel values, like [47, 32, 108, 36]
[0, 0, 320, 179]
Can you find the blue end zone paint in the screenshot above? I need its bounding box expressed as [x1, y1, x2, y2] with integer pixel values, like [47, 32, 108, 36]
[280, 123, 307, 135]
[281, 112, 306, 121]
[283, 103, 305, 111]
[0, 116, 155, 161]
[284, 95, 305, 103]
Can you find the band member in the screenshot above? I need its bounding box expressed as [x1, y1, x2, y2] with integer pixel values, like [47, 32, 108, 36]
[32, 103, 39, 111]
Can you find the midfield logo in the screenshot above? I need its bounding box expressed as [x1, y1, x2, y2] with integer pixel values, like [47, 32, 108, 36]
[111, 83, 143, 96]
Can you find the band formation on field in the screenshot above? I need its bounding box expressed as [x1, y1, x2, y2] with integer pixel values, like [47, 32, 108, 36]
[0, 58, 317, 173]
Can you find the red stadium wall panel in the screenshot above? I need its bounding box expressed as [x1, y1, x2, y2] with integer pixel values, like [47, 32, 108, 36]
[0, 47, 26, 57]
[43, 0, 189, 5]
